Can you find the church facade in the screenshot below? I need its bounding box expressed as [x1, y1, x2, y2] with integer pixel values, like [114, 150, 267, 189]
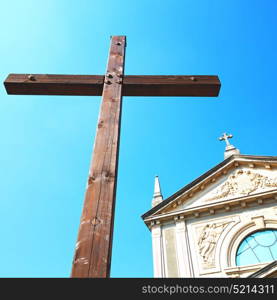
[142, 135, 277, 278]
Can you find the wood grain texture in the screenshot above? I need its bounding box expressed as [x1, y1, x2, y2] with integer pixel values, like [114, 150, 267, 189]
[4, 74, 220, 97]
[70, 36, 126, 278]
[123, 75, 220, 96]
[4, 74, 104, 96]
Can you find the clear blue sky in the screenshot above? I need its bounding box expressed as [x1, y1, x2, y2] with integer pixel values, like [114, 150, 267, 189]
[0, 0, 276, 277]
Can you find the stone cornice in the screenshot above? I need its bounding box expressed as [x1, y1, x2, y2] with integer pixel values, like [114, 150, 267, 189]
[142, 155, 277, 220]
[248, 260, 277, 278]
[144, 189, 277, 228]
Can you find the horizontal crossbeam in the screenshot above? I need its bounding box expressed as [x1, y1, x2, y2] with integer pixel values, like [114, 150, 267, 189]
[4, 74, 220, 97]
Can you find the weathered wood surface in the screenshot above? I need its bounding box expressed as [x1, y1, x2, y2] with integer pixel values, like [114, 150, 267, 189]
[5, 74, 220, 97]
[4, 74, 104, 96]
[70, 36, 126, 278]
[123, 75, 220, 96]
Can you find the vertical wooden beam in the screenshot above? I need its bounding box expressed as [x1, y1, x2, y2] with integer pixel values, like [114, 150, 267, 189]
[71, 36, 126, 277]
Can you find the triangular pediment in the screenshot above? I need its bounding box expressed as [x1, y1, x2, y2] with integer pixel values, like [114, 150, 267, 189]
[171, 167, 277, 212]
[142, 155, 277, 220]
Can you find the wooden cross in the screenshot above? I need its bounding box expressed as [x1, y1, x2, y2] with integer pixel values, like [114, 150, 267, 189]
[4, 36, 221, 278]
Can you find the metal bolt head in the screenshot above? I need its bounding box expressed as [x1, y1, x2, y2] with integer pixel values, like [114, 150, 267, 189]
[28, 74, 35, 81]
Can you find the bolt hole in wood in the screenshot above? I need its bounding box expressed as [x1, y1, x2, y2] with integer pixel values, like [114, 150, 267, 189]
[88, 176, 95, 185]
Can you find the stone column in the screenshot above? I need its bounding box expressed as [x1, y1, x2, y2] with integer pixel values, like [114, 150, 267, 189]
[151, 222, 164, 277]
[175, 217, 194, 277]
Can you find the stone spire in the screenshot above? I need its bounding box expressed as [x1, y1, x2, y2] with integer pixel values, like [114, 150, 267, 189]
[152, 176, 163, 207]
[219, 132, 240, 159]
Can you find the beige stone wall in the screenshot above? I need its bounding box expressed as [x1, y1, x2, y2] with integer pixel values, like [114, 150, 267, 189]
[156, 201, 277, 277]
[162, 224, 179, 277]
[186, 202, 277, 277]
[149, 160, 277, 278]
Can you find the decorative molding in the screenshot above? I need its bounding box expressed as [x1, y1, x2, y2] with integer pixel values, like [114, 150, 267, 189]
[225, 205, 231, 211]
[205, 169, 277, 203]
[251, 215, 265, 229]
[144, 189, 277, 225]
[225, 217, 277, 269]
[240, 202, 246, 208]
[224, 263, 269, 278]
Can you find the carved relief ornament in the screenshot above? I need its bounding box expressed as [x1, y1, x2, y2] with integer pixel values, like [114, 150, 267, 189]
[197, 221, 229, 268]
[205, 169, 277, 202]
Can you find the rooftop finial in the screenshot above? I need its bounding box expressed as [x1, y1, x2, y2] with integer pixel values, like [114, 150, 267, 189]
[219, 133, 233, 147]
[152, 176, 163, 207]
[219, 132, 240, 159]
